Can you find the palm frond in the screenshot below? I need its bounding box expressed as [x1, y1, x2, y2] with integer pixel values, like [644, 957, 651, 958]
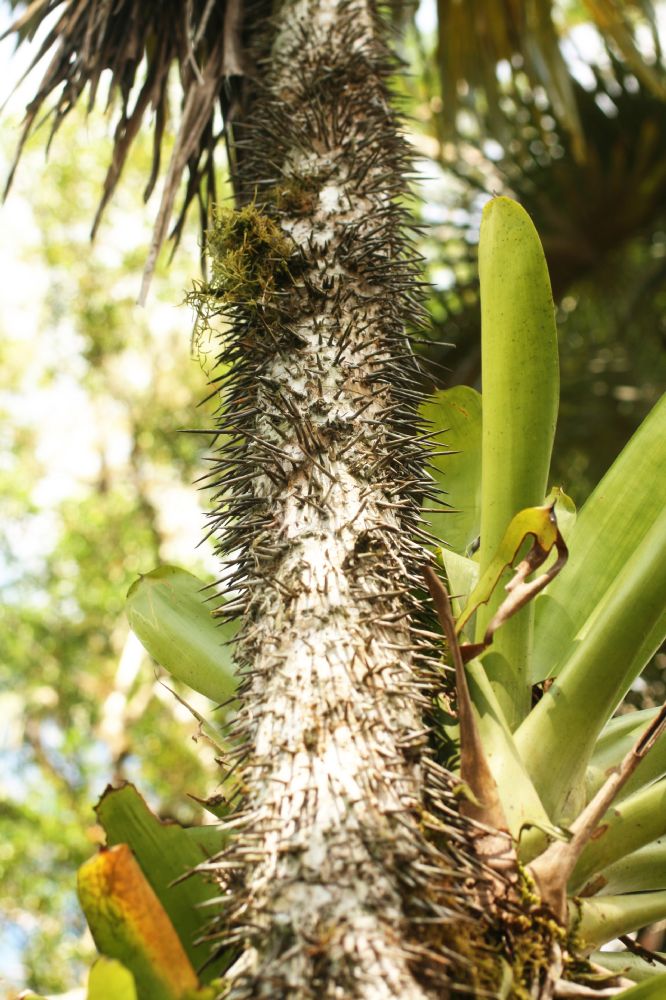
[585, 0, 666, 98]
[435, 0, 666, 160]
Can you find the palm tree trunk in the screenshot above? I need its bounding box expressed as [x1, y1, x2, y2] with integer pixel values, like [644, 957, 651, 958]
[202, 1, 478, 996]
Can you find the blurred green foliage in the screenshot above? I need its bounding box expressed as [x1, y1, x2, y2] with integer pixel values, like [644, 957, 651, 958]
[0, 112, 226, 995]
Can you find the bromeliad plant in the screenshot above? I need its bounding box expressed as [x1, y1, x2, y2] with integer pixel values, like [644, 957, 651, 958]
[59, 198, 665, 1000]
[420, 197, 666, 997]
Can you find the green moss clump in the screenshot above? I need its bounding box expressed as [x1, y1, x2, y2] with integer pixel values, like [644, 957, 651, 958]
[508, 913, 566, 999]
[201, 204, 294, 309]
[502, 869, 567, 999]
[443, 905, 565, 1000]
[441, 921, 505, 998]
[418, 866, 569, 998]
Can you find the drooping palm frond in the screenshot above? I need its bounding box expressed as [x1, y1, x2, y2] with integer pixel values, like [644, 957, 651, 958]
[2, 0, 416, 296]
[435, 0, 666, 159]
[2, 0, 271, 298]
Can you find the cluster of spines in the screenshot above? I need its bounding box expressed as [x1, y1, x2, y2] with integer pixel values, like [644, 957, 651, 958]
[189, 1, 487, 995]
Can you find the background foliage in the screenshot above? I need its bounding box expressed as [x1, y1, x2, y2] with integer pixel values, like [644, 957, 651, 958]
[0, 114, 224, 993]
[1, 0, 665, 994]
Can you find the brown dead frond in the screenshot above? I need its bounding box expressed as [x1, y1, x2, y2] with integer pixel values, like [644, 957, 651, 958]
[3, 0, 264, 299]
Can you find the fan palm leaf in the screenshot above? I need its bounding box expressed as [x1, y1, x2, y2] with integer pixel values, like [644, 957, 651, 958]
[435, 0, 666, 157]
[419, 56, 666, 372]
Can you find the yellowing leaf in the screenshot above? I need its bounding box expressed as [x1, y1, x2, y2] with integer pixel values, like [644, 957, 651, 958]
[94, 783, 223, 978]
[456, 502, 568, 659]
[78, 844, 199, 1000]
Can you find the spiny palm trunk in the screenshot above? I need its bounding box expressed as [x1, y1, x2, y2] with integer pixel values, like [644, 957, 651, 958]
[200, 1, 480, 997]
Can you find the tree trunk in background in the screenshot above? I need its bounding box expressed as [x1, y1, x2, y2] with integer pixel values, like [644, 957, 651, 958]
[205, 1, 477, 996]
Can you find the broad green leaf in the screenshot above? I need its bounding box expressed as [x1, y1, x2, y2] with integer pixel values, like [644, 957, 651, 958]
[421, 385, 482, 555]
[576, 891, 666, 952]
[78, 844, 199, 1000]
[590, 950, 666, 985]
[569, 780, 666, 894]
[126, 565, 238, 704]
[516, 506, 666, 819]
[532, 394, 666, 683]
[88, 957, 137, 1000]
[587, 708, 666, 804]
[437, 548, 478, 619]
[456, 502, 566, 639]
[607, 974, 666, 998]
[588, 839, 666, 896]
[477, 196, 559, 728]
[526, 706, 666, 920]
[95, 783, 223, 978]
[591, 709, 660, 770]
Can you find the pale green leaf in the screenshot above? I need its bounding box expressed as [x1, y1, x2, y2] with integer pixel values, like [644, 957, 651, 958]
[591, 709, 659, 770]
[515, 506, 666, 819]
[587, 708, 666, 804]
[421, 385, 482, 556]
[589, 839, 666, 896]
[463, 658, 552, 855]
[576, 891, 666, 952]
[126, 565, 238, 704]
[590, 950, 666, 985]
[437, 548, 479, 619]
[615, 975, 666, 999]
[569, 780, 666, 894]
[532, 394, 666, 683]
[477, 196, 559, 728]
[87, 957, 137, 1000]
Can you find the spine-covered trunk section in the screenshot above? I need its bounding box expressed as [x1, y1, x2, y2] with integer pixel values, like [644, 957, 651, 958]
[195, 2, 479, 996]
